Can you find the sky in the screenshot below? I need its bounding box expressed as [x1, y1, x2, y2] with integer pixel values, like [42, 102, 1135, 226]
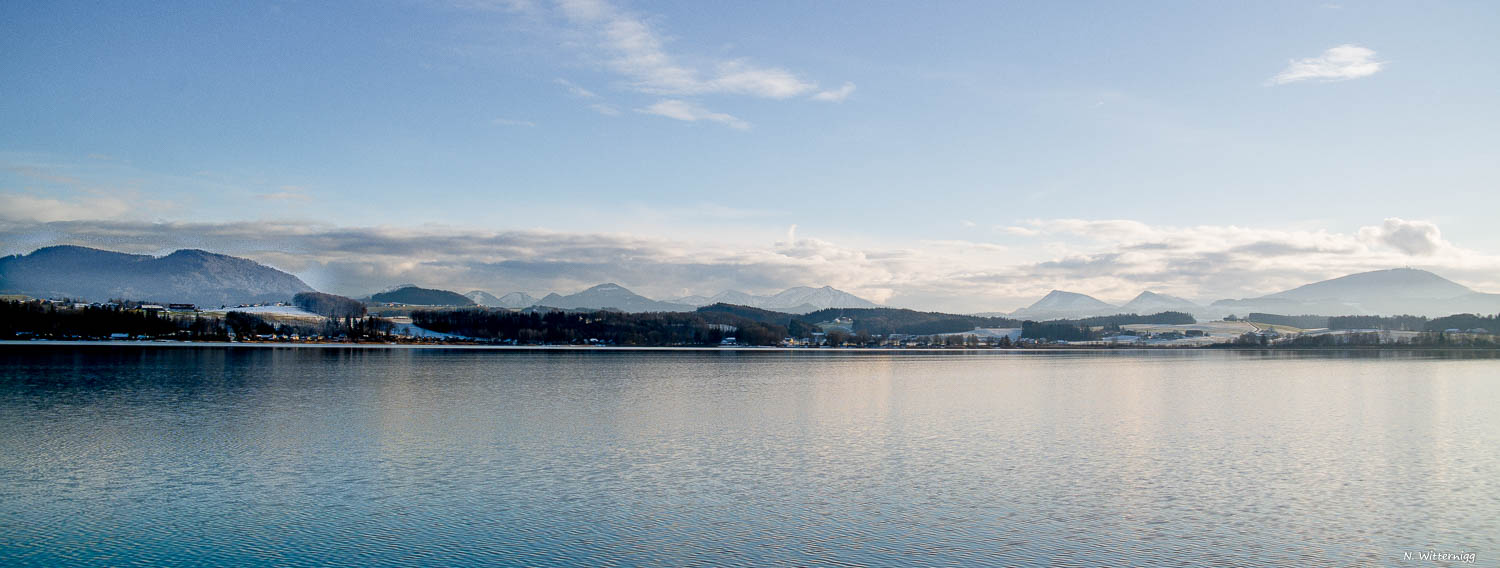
[2, 1, 1498, 312]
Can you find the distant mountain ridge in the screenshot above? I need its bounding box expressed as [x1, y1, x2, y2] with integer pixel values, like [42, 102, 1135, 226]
[536, 283, 696, 312]
[1209, 268, 1500, 317]
[1119, 291, 1203, 315]
[452, 284, 879, 314]
[671, 286, 878, 314]
[0, 245, 314, 306]
[9, 245, 1490, 320]
[1007, 290, 1120, 320]
[465, 290, 538, 309]
[993, 268, 1499, 320]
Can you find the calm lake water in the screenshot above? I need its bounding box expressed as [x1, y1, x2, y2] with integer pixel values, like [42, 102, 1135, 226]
[1, 345, 1496, 566]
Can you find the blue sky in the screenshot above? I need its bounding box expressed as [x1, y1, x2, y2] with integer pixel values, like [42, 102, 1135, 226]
[3, 1, 1498, 311]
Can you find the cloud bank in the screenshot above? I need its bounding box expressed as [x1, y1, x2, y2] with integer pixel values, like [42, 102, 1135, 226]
[4, 208, 1497, 313]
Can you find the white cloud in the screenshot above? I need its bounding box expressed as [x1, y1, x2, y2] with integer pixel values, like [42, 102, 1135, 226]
[1270, 44, 1384, 85]
[637, 99, 749, 129]
[1357, 217, 1448, 255]
[589, 102, 621, 116]
[492, 117, 537, 127]
[555, 78, 623, 115]
[554, 78, 599, 98]
[453, 0, 540, 14]
[0, 192, 132, 222]
[811, 82, 856, 103]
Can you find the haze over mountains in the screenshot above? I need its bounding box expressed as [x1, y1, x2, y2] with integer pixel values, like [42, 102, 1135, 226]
[461, 284, 878, 314]
[1002, 268, 1500, 319]
[1208, 268, 1500, 318]
[464, 291, 538, 309]
[0, 245, 313, 307]
[671, 286, 880, 314]
[4, 246, 1499, 319]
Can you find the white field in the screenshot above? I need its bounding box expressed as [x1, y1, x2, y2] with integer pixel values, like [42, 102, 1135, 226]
[938, 328, 1022, 341]
[203, 305, 324, 320]
[1114, 321, 1259, 346]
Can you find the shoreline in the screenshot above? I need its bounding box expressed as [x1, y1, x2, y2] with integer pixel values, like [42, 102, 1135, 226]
[3, 340, 1497, 353]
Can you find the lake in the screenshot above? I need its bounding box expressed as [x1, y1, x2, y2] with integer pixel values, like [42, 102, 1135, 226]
[1, 345, 1495, 566]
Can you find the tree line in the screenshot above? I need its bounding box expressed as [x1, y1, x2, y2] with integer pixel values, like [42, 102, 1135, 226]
[1, 300, 225, 340]
[700, 304, 1195, 338]
[1247, 312, 1498, 333]
[411, 309, 786, 346]
[0, 299, 391, 341]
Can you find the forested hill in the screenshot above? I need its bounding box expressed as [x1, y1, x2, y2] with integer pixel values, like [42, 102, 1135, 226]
[369, 286, 475, 306]
[696, 303, 800, 325]
[293, 292, 366, 318]
[0, 245, 313, 306]
[412, 308, 787, 346]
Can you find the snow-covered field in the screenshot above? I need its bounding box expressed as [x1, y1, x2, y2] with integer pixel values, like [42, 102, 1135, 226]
[385, 323, 463, 339]
[939, 328, 1022, 341]
[203, 305, 323, 319]
[1123, 321, 1257, 334]
[1298, 328, 1423, 342]
[1112, 321, 1259, 346]
[382, 317, 465, 339]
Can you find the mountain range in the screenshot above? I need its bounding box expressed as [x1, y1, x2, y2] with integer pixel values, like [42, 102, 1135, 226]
[6, 246, 1497, 319]
[1002, 268, 1500, 319]
[464, 290, 538, 309]
[460, 284, 879, 314]
[0, 245, 313, 307]
[535, 283, 697, 312]
[1208, 268, 1500, 317]
[670, 286, 879, 314]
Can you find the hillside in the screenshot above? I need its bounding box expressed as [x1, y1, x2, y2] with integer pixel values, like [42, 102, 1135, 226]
[696, 303, 799, 325]
[370, 286, 475, 306]
[1119, 291, 1201, 314]
[464, 290, 504, 307]
[0, 245, 313, 306]
[1212, 268, 1500, 317]
[799, 307, 1022, 336]
[1009, 290, 1118, 320]
[673, 286, 878, 313]
[465, 290, 541, 308]
[1267, 268, 1472, 301]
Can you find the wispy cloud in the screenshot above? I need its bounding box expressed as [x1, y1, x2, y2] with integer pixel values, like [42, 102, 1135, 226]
[458, 0, 849, 126]
[555, 78, 599, 98]
[556, 78, 623, 115]
[637, 99, 749, 130]
[1270, 44, 1384, 85]
[811, 82, 856, 103]
[492, 117, 537, 127]
[556, 0, 821, 99]
[257, 185, 313, 202]
[453, 0, 540, 15]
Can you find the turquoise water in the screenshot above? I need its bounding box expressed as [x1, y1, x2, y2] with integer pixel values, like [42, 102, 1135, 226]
[2, 346, 1496, 566]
